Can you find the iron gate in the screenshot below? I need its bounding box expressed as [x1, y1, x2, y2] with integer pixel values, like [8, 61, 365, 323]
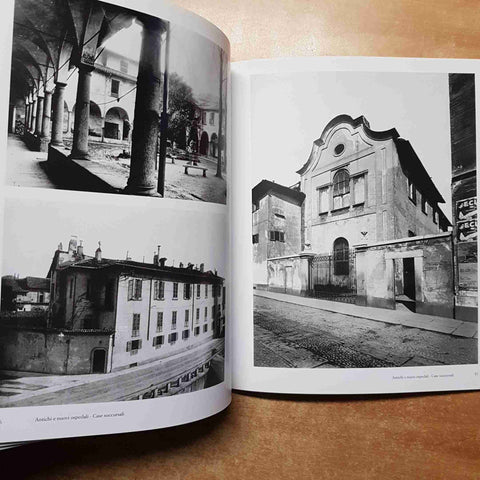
[310, 249, 357, 303]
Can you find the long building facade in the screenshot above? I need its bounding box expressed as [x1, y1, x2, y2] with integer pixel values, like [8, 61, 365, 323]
[0, 238, 225, 375]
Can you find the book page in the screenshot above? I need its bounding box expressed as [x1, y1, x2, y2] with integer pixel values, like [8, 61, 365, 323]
[0, 0, 231, 442]
[231, 57, 480, 394]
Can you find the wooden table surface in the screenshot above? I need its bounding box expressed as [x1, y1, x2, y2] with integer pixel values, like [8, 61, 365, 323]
[3, 1, 480, 478]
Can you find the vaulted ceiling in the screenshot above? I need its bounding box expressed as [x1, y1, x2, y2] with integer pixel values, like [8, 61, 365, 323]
[10, 0, 136, 102]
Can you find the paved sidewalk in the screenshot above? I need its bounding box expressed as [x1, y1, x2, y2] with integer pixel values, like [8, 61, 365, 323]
[254, 290, 478, 339]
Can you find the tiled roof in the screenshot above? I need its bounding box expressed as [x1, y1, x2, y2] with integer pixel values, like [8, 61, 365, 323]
[58, 257, 224, 282]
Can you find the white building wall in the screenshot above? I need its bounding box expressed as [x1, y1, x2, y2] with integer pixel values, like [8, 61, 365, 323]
[111, 276, 221, 371]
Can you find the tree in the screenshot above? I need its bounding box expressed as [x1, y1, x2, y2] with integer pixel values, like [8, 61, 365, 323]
[164, 73, 197, 149]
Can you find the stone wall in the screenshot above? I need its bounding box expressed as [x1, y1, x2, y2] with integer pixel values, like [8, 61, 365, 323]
[0, 329, 112, 374]
[355, 233, 454, 317]
[266, 254, 313, 295]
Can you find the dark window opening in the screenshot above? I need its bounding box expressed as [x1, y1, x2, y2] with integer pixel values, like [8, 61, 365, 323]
[333, 237, 349, 275]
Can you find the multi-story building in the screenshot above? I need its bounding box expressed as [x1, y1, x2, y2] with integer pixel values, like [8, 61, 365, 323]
[252, 180, 305, 287]
[0, 238, 225, 375]
[298, 114, 450, 255]
[254, 115, 462, 317]
[61, 49, 138, 143]
[1, 276, 50, 312]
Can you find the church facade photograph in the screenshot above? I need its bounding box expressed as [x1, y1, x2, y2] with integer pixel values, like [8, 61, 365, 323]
[251, 71, 477, 369]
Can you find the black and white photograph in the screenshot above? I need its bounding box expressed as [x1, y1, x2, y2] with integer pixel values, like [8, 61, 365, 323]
[0, 196, 226, 407]
[251, 70, 478, 369]
[7, 0, 228, 204]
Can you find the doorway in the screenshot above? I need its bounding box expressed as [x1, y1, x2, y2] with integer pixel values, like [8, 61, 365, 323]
[91, 349, 107, 373]
[394, 257, 417, 312]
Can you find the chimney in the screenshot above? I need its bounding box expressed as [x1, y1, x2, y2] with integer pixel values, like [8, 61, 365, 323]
[159, 257, 167, 268]
[95, 241, 102, 262]
[57, 242, 63, 251]
[153, 253, 159, 265]
[199, 263, 204, 272]
[77, 240, 84, 258]
[179, 262, 184, 268]
[68, 235, 78, 254]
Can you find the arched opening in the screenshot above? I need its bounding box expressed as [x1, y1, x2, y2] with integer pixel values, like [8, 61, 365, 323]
[91, 348, 107, 373]
[333, 237, 349, 275]
[332, 169, 350, 209]
[104, 106, 130, 140]
[71, 101, 103, 138]
[210, 132, 218, 157]
[89, 101, 102, 138]
[199, 131, 209, 155]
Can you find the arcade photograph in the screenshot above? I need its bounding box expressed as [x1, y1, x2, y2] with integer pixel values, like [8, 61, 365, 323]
[7, 0, 228, 204]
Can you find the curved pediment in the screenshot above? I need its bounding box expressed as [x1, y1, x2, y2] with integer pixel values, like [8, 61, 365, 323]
[296, 115, 399, 175]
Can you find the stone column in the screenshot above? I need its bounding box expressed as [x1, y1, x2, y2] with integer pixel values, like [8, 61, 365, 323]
[31, 96, 37, 133]
[41, 90, 52, 139]
[35, 95, 44, 136]
[50, 82, 66, 146]
[9, 104, 16, 133]
[125, 16, 165, 196]
[25, 100, 30, 131]
[71, 65, 93, 159]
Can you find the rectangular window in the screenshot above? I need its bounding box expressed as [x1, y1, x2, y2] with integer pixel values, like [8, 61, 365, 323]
[196, 284, 201, 298]
[69, 277, 74, 299]
[172, 282, 178, 299]
[203, 324, 208, 333]
[196, 308, 200, 324]
[252, 234, 259, 244]
[212, 305, 215, 318]
[154, 280, 164, 300]
[111, 79, 120, 97]
[132, 313, 140, 337]
[318, 186, 329, 214]
[171, 311, 177, 329]
[209, 112, 215, 125]
[204, 306, 208, 320]
[202, 111, 206, 124]
[120, 60, 128, 73]
[156, 312, 163, 332]
[126, 339, 142, 352]
[421, 195, 427, 214]
[184, 309, 189, 327]
[182, 329, 189, 340]
[353, 175, 365, 205]
[168, 332, 178, 344]
[128, 278, 142, 300]
[269, 231, 285, 242]
[408, 179, 417, 204]
[194, 326, 200, 336]
[205, 284, 208, 298]
[183, 283, 191, 300]
[152, 335, 164, 347]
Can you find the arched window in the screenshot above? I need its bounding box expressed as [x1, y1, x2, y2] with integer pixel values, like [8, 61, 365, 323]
[333, 237, 349, 275]
[332, 169, 350, 209]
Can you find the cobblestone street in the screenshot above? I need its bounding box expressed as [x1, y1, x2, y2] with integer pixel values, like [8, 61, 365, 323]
[254, 295, 478, 368]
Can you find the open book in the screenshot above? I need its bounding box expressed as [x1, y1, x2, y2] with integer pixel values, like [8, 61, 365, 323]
[0, 0, 478, 446]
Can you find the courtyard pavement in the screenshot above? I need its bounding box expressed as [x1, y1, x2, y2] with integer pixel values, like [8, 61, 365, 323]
[6, 135, 227, 204]
[254, 293, 478, 369]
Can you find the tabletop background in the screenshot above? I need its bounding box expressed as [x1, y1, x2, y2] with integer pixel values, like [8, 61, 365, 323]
[3, 1, 480, 478]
